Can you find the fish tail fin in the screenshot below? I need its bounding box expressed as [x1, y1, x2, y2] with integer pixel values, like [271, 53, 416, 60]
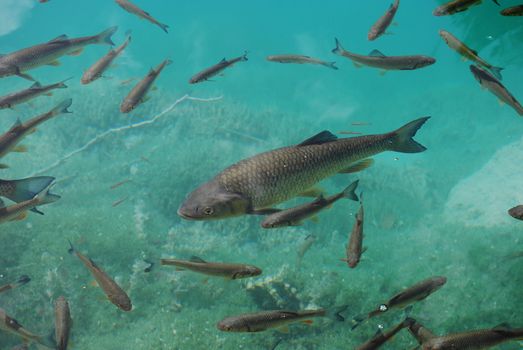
[351, 314, 367, 330]
[492, 0, 500, 5]
[2, 176, 55, 203]
[15, 275, 31, 287]
[97, 26, 118, 45]
[489, 66, 503, 80]
[389, 117, 430, 153]
[324, 61, 338, 70]
[67, 240, 76, 255]
[159, 23, 169, 34]
[332, 38, 345, 55]
[57, 76, 73, 89]
[342, 180, 359, 201]
[51, 98, 73, 116]
[327, 304, 349, 322]
[241, 51, 249, 61]
[35, 183, 60, 206]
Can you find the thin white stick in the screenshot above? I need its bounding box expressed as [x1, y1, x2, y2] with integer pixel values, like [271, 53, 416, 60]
[31, 94, 222, 176]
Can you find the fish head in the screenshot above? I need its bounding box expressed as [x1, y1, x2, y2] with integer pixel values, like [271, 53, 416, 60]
[115, 295, 133, 312]
[0, 64, 16, 78]
[432, 6, 449, 16]
[430, 276, 447, 290]
[438, 29, 451, 43]
[80, 73, 94, 85]
[260, 216, 286, 229]
[120, 98, 136, 113]
[232, 265, 262, 279]
[216, 317, 247, 332]
[178, 182, 250, 220]
[367, 29, 378, 41]
[413, 56, 436, 69]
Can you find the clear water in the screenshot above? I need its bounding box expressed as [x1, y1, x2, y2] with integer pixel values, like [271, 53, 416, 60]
[0, 0, 522, 349]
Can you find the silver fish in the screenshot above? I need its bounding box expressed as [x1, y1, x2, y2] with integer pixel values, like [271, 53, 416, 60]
[115, 0, 169, 33]
[81, 34, 131, 84]
[0, 176, 58, 215]
[189, 52, 248, 84]
[160, 256, 262, 279]
[0, 78, 70, 109]
[55, 296, 72, 350]
[0, 184, 59, 223]
[433, 0, 499, 16]
[368, 0, 400, 41]
[0, 308, 54, 348]
[266, 54, 337, 70]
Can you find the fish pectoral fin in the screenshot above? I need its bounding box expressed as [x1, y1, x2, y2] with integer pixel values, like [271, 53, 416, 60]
[141, 96, 151, 103]
[67, 48, 84, 56]
[301, 320, 314, 325]
[297, 130, 338, 146]
[353, 62, 363, 68]
[369, 49, 386, 57]
[249, 208, 281, 215]
[151, 85, 158, 91]
[12, 145, 28, 153]
[276, 326, 290, 333]
[15, 69, 35, 82]
[362, 246, 368, 254]
[298, 186, 325, 198]
[27, 128, 37, 135]
[44, 92, 53, 96]
[46, 60, 61, 66]
[392, 21, 399, 26]
[498, 99, 505, 106]
[309, 216, 319, 223]
[338, 158, 374, 174]
[461, 56, 468, 62]
[189, 255, 207, 263]
[10, 212, 28, 221]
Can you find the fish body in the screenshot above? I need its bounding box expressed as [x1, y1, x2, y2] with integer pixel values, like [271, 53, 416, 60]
[406, 318, 437, 344]
[332, 38, 435, 71]
[217, 309, 327, 332]
[266, 54, 337, 70]
[0, 275, 30, 294]
[368, 0, 400, 41]
[439, 30, 502, 80]
[356, 320, 409, 350]
[68, 242, 132, 311]
[120, 59, 171, 113]
[0, 79, 69, 109]
[470, 65, 523, 116]
[501, 5, 523, 16]
[0, 99, 72, 160]
[160, 256, 262, 279]
[82, 35, 131, 84]
[55, 296, 71, 350]
[508, 205, 523, 220]
[0, 176, 58, 214]
[261, 180, 360, 228]
[0, 27, 117, 81]
[189, 52, 248, 84]
[0, 308, 52, 347]
[178, 117, 429, 221]
[344, 196, 364, 268]
[0, 185, 58, 223]
[433, 0, 499, 16]
[115, 0, 169, 33]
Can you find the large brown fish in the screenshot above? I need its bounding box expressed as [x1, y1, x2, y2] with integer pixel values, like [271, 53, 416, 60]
[356, 319, 410, 350]
[433, 0, 499, 16]
[178, 117, 429, 221]
[470, 65, 523, 116]
[120, 59, 171, 113]
[508, 205, 523, 220]
[0, 78, 70, 109]
[0, 275, 30, 294]
[115, 0, 169, 33]
[0, 185, 59, 223]
[0, 308, 54, 347]
[501, 5, 523, 16]
[160, 256, 262, 279]
[342, 194, 365, 268]
[68, 241, 132, 311]
[368, 0, 400, 41]
[439, 30, 503, 80]
[81, 34, 131, 84]
[332, 38, 435, 72]
[189, 52, 248, 84]
[0, 176, 58, 214]
[54, 296, 72, 350]
[266, 54, 337, 70]
[0, 27, 117, 81]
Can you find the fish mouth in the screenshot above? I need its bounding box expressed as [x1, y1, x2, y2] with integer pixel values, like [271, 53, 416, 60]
[177, 207, 198, 220]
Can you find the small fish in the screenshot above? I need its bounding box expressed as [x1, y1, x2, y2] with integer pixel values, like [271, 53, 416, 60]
[161, 256, 262, 279]
[433, 0, 500, 16]
[356, 319, 410, 350]
[0, 184, 59, 223]
[297, 234, 316, 262]
[0, 99, 73, 162]
[352, 276, 447, 329]
[0, 176, 59, 214]
[112, 197, 128, 207]
[405, 317, 437, 344]
[470, 65, 523, 116]
[0, 308, 54, 347]
[332, 38, 435, 72]
[368, 0, 400, 41]
[55, 296, 72, 350]
[501, 5, 523, 16]
[0, 275, 30, 294]
[82, 34, 131, 84]
[508, 205, 523, 220]
[261, 179, 362, 228]
[120, 59, 171, 113]
[266, 55, 337, 70]
[439, 30, 503, 80]
[110, 179, 132, 190]
[0, 78, 70, 109]
[68, 241, 132, 311]
[115, 0, 169, 33]
[189, 52, 248, 84]
[0, 27, 117, 81]
[342, 193, 365, 268]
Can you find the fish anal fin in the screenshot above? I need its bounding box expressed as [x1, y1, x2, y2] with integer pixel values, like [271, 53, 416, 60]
[11, 212, 28, 221]
[301, 320, 314, 325]
[298, 130, 338, 146]
[47, 60, 61, 66]
[369, 49, 386, 57]
[310, 216, 319, 223]
[338, 159, 374, 173]
[189, 256, 206, 263]
[498, 99, 505, 106]
[277, 326, 290, 333]
[44, 92, 53, 96]
[67, 48, 84, 56]
[12, 145, 28, 153]
[299, 187, 325, 198]
[353, 62, 363, 68]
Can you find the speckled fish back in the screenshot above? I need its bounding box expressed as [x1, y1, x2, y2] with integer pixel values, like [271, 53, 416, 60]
[0, 181, 15, 198]
[427, 329, 522, 349]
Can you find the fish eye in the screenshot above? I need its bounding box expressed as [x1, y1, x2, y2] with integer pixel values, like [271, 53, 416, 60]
[203, 207, 214, 215]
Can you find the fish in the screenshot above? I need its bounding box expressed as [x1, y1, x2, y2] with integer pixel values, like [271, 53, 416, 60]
[0, 27, 117, 81]
[433, 0, 500, 16]
[120, 59, 172, 113]
[342, 193, 365, 268]
[0, 308, 54, 348]
[115, 0, 169, 33]
[178, 117, 429, 221]
[0, 275, 30, 294]
[0, 184, 59, 223]
[405, 317, 437, 344]
[356, 319, 410, 350]
[0, 176, 59, 214]
[112, 197, 129, 207]
[160, 256, 262, 279]
[470, 65, 523, 116]
[0, 78, 70, 109]
[352, 276, 447, 329]
[439, 30, 503, 80]
[55, 296, 72, 350]
[261, 179, 362, 228]
[332, 38, 435, 72]
[508, 205, 523, 220]
[266, 55, 337, 70]
[297, 234, 316, 262]
[501, 5, 523, 16]
[68, 241, 132, 311]
[81, 34, 131, 84]
[189, 52, 248, 84]
[0, 99, 73, 164]
[110, 179, 132, 190]
[368, 0, 400, 41]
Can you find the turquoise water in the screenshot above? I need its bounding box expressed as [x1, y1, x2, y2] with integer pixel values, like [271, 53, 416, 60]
[0, 0, 522, 349]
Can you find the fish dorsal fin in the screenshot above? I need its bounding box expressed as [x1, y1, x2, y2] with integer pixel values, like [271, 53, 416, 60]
[369, 49, 386, 57]
[220, 58, 227, 63]
[48, 34, 69, 43]
[492, 323, 512, 331]
[313, 194, 326, 204]
[189, 256, 206, 263]
[13, 118, 22, 128]
[298, 131, 337, 147]
[470, 48, 478, 56]
[30, 81, 42, 88]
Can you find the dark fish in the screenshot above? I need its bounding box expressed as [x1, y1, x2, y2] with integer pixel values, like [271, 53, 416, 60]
[115, 0, 169, 33]
[501, 5, 523, 16]
[161, 256, 262, 279]
[332, 38, 435, 72]
[55, 296, 72, 350]
[261, 179, 361, 228]
[0, 78, 70, 109]
[0, 308, 54, 347]
[433, 0, 500, 16]
[0, 275, 30, 294]
[368, 0, 400, 41]
[470, 65, 523, 116]
[68, 241, 132, 311]
[112, 197, 128, 207]
[406, 317, 437, 344]
[110, 179, 132, 190]
[356, 319, 410, 350]
[352, 276, 447, 329]
[342, 193, 365, 268]
[189, 52, 248, 84]
[0, 27, 117, 81]
[0, 184, 59, 223]
[82, 34, 131, 84]
[266, 54, 337, 70]
[178, 117, 429, 221]
[0, 176, 59, 215]
[508, 205, 523, 220]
